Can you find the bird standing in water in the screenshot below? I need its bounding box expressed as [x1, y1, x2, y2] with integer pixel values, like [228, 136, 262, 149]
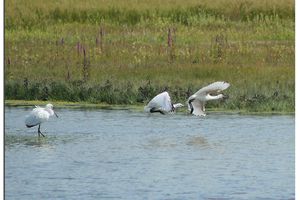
[25, 103, 58, 137]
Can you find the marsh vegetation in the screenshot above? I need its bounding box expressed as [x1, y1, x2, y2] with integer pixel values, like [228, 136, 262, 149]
[5, 0, 295, 112]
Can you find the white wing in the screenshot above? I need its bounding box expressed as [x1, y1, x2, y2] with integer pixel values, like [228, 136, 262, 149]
[25, 108, 49, 127]
[147, 91, 173, 112]
[188, 100, 206, 116]
[193, 81, 230, 96]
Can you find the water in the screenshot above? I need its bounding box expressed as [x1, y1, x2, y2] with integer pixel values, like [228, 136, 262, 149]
[5, 107, 295, 199]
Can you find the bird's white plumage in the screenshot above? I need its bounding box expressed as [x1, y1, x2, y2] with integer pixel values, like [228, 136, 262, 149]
[192, 81, 230, 98]
[188, 81, 230, 116]
[144, 91, 183, 114]
[188, 100, 206, 116]
[144, 91, 173, 113]
[25, 107, 51, 127]
[25, 104, 56, 127]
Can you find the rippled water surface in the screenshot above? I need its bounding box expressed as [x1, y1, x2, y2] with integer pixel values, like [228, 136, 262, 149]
[5, 107, 295, 199]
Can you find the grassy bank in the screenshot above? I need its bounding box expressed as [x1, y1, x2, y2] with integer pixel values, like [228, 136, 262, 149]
[4, 100, 143, 111]
[4, 99, 294, 115]
[5, 0, 295, 113]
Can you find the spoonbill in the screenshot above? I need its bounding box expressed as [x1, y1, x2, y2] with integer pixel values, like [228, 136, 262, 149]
[144, 91, 184, 114]
[25, 103, 58, 137]
[187, 81, 230, 116]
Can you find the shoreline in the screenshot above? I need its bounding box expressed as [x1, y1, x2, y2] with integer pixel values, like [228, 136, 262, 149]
[4, 100, 295, 116]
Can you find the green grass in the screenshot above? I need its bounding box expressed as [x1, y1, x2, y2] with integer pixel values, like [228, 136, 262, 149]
[5, 0, 295, 113]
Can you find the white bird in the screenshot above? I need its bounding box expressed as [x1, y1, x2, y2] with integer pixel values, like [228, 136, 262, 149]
[25, 103, 58, 137]
[187, 81, 230, 116]
[144, 91, 184, 114]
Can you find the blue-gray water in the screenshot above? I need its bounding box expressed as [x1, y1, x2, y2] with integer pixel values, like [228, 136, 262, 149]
[5, 107, 295, 199]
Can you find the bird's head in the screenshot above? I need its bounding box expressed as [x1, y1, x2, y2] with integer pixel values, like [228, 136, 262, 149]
[46, 103, 58, 118]
[46, 104, 54, 109]
[221, 93, 229, 99]
[173, 103, 184, 109]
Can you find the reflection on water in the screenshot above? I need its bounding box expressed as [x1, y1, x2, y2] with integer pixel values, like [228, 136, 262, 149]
[5, 134, 77, 149]
[5, 134, 51, 148]
[145, 138, 178, 148]
[186, 136, 210, 148]
[144, 135, 211, 149]
[5, 107, 295, 200]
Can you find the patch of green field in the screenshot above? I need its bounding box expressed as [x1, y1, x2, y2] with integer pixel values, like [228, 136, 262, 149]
[5, 0, 295, 113]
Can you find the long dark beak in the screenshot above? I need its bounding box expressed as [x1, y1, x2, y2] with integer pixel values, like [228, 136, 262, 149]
[223, 94, 229, 99]
[54, 111, 59, 118]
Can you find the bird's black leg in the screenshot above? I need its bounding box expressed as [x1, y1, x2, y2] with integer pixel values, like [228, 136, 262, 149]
[38, 124, 45, 137]
[150, 107, 165, 115]
[158, 110, 165, 115]
[188, 99, 194, 114]
[171, 104, 175, 112]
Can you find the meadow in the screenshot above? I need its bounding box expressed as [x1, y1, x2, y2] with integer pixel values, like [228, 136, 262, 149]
[5, 0, 295, 113]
